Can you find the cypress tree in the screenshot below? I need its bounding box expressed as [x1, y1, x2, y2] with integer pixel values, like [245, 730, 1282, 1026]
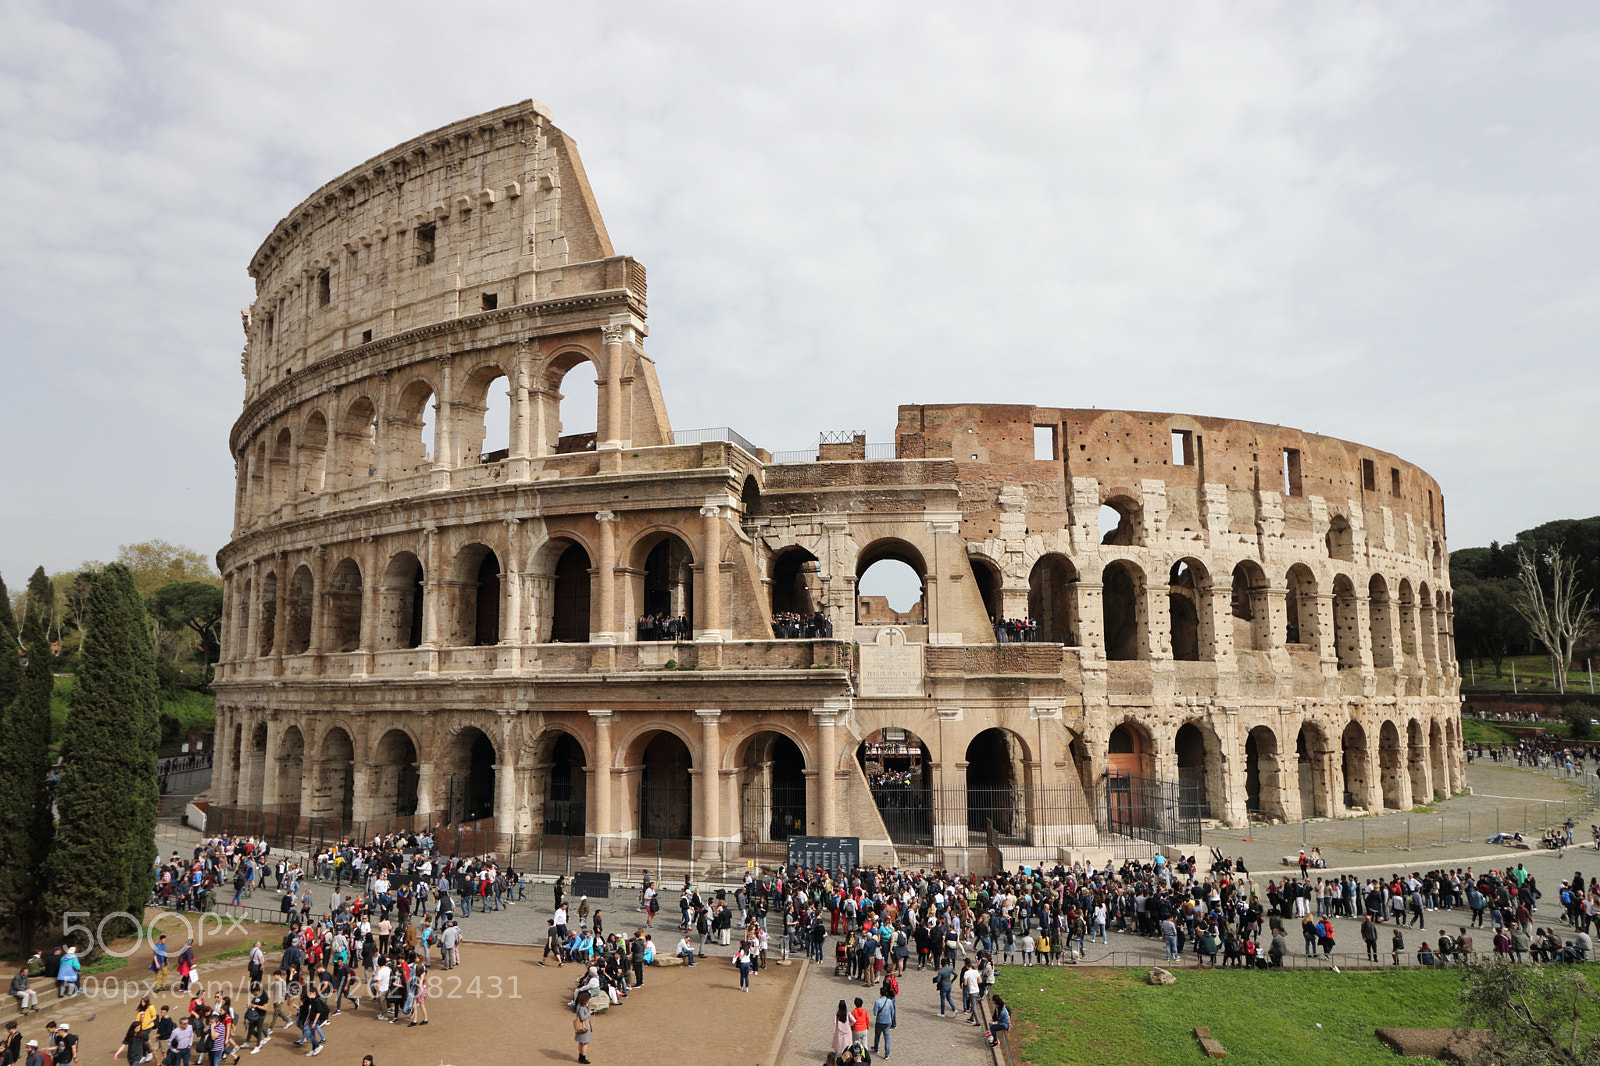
[0, 573, 18, 713]
[44, 564, 159, 944]
[0, 569, 57, 947]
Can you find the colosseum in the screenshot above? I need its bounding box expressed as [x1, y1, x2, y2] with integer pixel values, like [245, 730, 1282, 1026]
[212, 99, 1462, 871]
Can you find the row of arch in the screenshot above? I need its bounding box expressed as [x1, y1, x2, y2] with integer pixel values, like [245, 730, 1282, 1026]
[236, 348, 604, 522]
[229, 532, 693, 656]
[223, 706, 1460, 841]
[1089, 497, 1445, 579]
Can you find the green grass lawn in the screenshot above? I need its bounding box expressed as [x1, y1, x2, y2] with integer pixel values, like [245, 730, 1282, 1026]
[1461, 718, 1516, 745]
[1462, 654, 1600, 694]
[1004, 966, 1467, 1065]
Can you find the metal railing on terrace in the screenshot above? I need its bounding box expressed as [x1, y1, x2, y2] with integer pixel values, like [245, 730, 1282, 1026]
[769, 442, 898, 464]
[671, 426, 762, 454]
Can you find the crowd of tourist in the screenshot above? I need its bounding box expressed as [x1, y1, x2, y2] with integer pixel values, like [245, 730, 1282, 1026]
[772, 612, 834, 639]
[864, 770, 920, 790]
[635, 615, 690, 641]
[989, 618, 1040, 643]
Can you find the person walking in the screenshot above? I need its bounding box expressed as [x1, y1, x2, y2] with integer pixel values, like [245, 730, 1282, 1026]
[573, 990, 594, 1065]
[871, 985, 897, 1059]
[734, 943, 754, 992]
[933, 961, 956, 1017]
[831, 1001, 852, 1058]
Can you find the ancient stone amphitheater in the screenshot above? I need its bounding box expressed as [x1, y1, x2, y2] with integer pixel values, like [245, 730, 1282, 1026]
[212, 99, 1461, 870]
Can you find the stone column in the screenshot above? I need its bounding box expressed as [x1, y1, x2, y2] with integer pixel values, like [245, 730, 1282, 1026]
[350, 764, 374, 823]
[501, 518, 523, 651]
[1077, 581, 1105, 655]
[594, 512, 618, 643]
[421, 527, 442, 648]
[415, 762, 436, 823]
[509, 343, 533, 465]
[698, 502, 725, 641]
[696, 709, 723, 856]
[433, 353, 456, 470]
[309, 547, 329, 657]
[588, 710, 614, 840]
[600, 323, 627, 449]
[271, 553, 289, 671]
[261, 715, 281, 811]
[813, 708, 839, 836]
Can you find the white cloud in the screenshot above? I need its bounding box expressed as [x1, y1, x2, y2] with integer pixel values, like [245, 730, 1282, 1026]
[1, 0, 1596, 577]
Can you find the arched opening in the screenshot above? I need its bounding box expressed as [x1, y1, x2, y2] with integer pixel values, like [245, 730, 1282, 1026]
[856, 540, 926, 625]
[1378, 720, 1404, 810]
[1101, 560, 1144, 660]
[1407, 719, 1429, 802]
[459, 366, 511, 463]
[299, 411, 328, 496]
[1397, 580, 1417, 659]
[1326, 515, 1354, 561]
[549, 358, 598, 454]
[373, 729, 420, 819]
[392, 379, 436, 474]
[1230, 561, 1270, 652]
[257, 571, 278, 656]
[449, 728, 497, 824]
[276, 725, 304, 810]
[1369, 574, 1395, 668]
[1028, 554, 1078, 644]
[380, 552, 425, 649]
[1244, 725, 1286, 821]
[638, 731, 692, 840]
[1106, 722, 1155, 831]
[541, 732, 587, 836]
[738, 732, 807, 842]
[1332, 575, 1360, 669]
[966, 728, 1026, 840]
[971, 558, 1004, 629]
[1099, 498, 1140, 546]
[770, 548, 822, 630]
[1297, 723, 1331, 818]
[327, 559, 363, 653]
[740, 475, 762, 517]
[270, 428, 292, 508]
[1168, 559, 1207, 661]
[638, 533, 694, 638]
[858, 728, 932, 844]
[1174, 722, 1213, 819]
[250, 442, 267, 518]
[335, 397, 378, 488]
[284, 565, 314, 655]
[1428, 720, 1447, 799]
[1341, 722, 1369, 811]
[245, 723, 267, 806]
[1285, 564, 1318, 649]
[315, 727, 355, 822]
[235, 579, 252, 658]
[550, 541, 592, 643]
[450, 544, 501, 646]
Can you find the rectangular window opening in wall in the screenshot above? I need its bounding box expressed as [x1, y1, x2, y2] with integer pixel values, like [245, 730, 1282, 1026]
[317, 269, 331, 307]
[1283, 448, 1303, 497]
[263, 313, 274, 346]
[415, 223, 436, 266]
[1033, 425, 1056, 461]
[1172, 429, 1194, 466]
[481, 292, 498, 311]
[1390, 467, 1401, 497]
[1362, 458, 1376, 492]
[361, 329, 373, 344]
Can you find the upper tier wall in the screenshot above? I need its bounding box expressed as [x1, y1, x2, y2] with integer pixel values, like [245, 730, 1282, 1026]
[895, 403, 1446, 556]
[241, 99, 619, 401]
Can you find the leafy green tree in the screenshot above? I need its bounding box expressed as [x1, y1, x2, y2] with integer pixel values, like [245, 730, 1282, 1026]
[1459, 960, 1600, 1064]
[1454, 573, 1529, 677]
[113, 540, 220, 598]
[147, 582, 225, 677]
[0, 569, 57, 948]
[44, 564, 159, 944]
[1563, 702, 1596, 741]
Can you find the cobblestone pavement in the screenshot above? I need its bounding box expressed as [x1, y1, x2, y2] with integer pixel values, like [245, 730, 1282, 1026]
[776, 957, 994, 1066]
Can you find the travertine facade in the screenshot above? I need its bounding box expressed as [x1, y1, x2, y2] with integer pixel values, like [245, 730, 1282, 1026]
[214, 100, 1462, 868]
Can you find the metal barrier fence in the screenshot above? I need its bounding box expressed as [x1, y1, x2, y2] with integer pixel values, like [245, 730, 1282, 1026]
[1275, 759, 1600, 855]
[1063, 948, 1507, 971]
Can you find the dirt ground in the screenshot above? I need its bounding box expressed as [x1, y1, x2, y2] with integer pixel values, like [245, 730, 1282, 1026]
[13, 913, 799, 1065]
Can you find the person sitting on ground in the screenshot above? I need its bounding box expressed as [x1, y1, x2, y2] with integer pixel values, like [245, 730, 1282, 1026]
[987, 995, 1011, 1048]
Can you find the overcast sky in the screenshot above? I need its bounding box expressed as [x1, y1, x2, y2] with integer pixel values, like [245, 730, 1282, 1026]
[2, 0, 1596, 581]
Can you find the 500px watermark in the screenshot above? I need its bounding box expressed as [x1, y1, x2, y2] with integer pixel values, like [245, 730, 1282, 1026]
[60, 909, 253, 955]
[52, 975, 522, 1004]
